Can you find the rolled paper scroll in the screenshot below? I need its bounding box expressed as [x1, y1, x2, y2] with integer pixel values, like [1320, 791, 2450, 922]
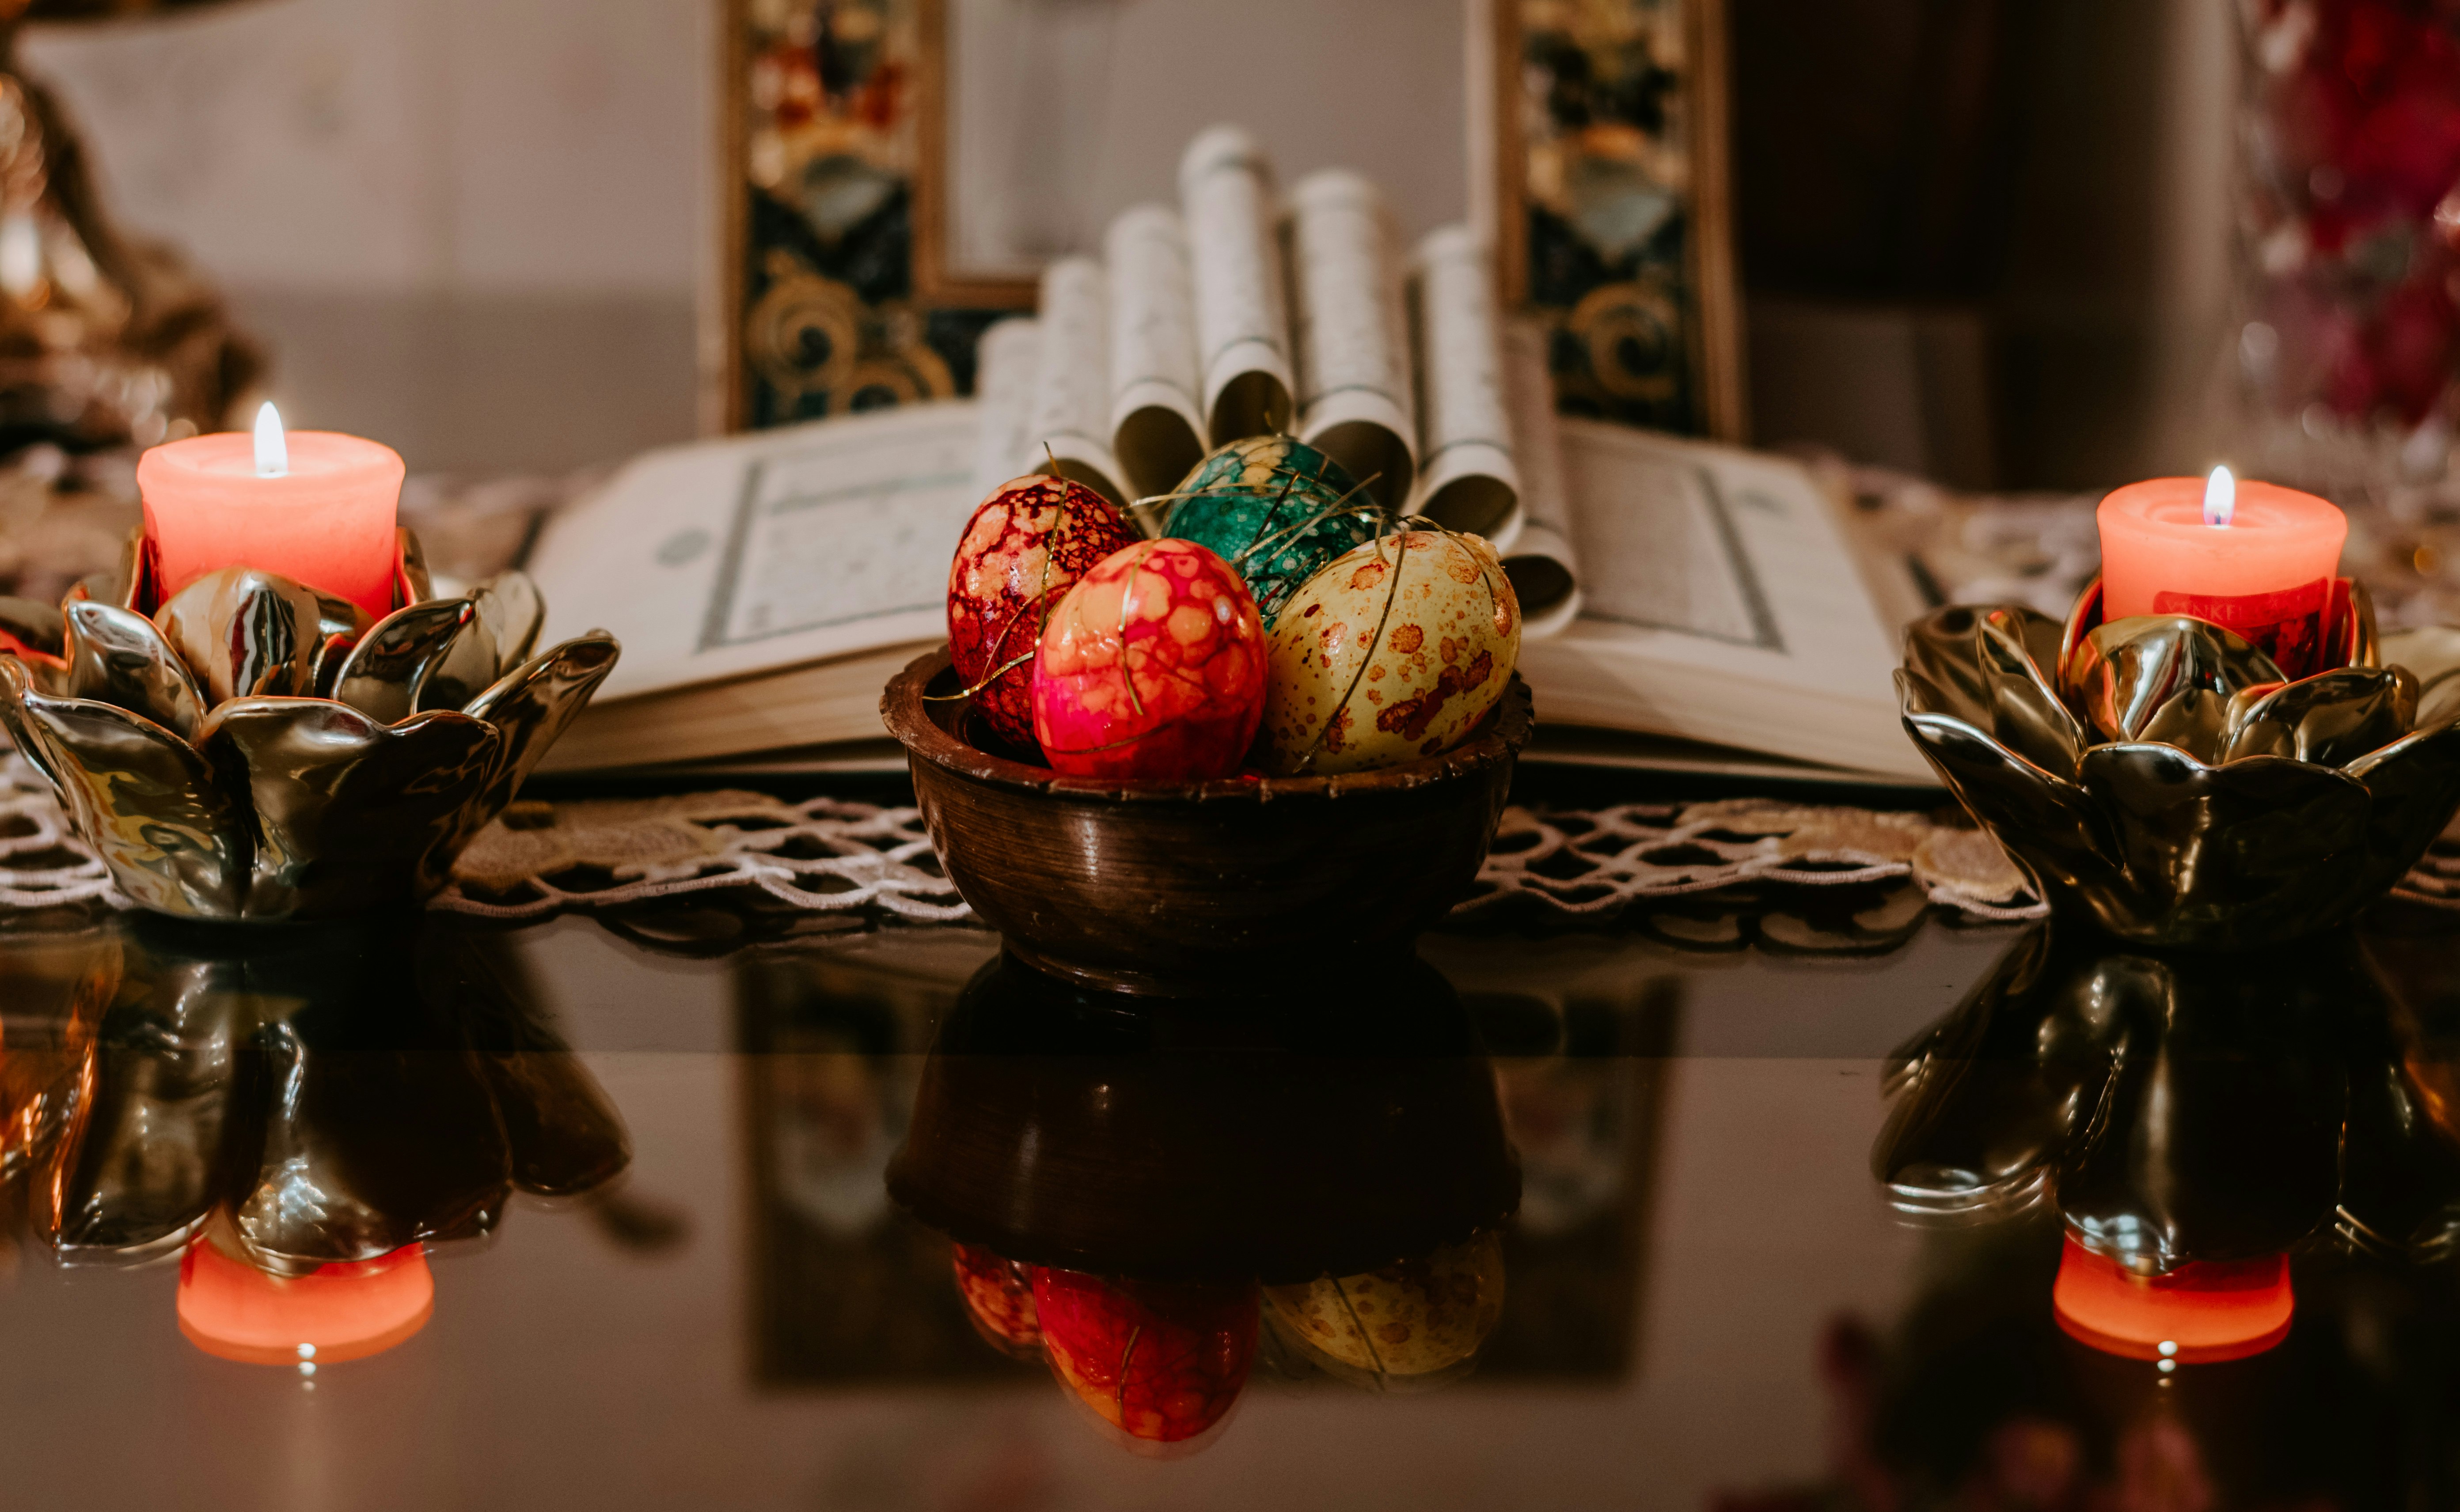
[1178, 125, 1294, 445]
[1025, 258, 1128, 508]
[1409, 225, 1519, 538]
[970, 316, 1044, 499]
[1499, 318, 1581, 638]
[1287, 168, 1416, 508]
[1102, 205, 1207, 502]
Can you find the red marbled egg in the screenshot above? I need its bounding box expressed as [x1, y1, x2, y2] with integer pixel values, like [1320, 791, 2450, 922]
[1030, 538, 1266, 780]
[948, 474, 1140, 749]
[952, 1243, 1042, 1359]
[1030, 1266, 1258, 1445]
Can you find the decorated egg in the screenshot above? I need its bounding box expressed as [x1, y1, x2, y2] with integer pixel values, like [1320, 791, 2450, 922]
[948, 475, 1140, 749]
[1160, 435, 1377, 627]
[953, 1243, 1042, 1359]
[1031, 1266, 1258, 1444]
[1261, 530, 1520, 775]
[1262, 1231, 1506, 1386]
[1031, 538, 1266, 780]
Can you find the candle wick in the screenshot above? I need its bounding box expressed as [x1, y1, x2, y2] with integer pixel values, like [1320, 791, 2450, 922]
[254, 400, 290, 479]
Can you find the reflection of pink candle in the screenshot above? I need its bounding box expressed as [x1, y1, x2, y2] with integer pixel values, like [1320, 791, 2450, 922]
[176, 1236, 434, 1366]
[2097, 469, 2346, 675]
[139, 404, 405, 620]
[2051, 1235, 2291, 1364]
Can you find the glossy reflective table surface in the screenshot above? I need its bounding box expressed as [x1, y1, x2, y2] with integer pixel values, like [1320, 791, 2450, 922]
[4, 777, 2458, 1510]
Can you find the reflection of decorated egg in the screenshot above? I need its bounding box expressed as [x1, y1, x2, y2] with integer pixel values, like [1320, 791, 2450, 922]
[1031, 539, 1267, 780]
[948, 475, 1140, 749]
[1261, 531, 1520, 775]
[1031, 1266, 1259, 1444]
[1161, 436, 1376, 627]
[1262, 1231, 1506, 1384]
[953, 1243, 1041, 1358]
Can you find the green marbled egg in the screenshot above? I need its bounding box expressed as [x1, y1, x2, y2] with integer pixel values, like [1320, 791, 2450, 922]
[1161, 435, 1378, 627]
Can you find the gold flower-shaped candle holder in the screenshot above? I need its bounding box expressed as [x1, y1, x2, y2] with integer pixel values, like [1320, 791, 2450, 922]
[1899, 576, 2460, 948]
[0, 530, 618, 921]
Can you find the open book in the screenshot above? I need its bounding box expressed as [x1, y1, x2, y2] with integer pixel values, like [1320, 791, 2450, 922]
[526, 399, 1929, 783]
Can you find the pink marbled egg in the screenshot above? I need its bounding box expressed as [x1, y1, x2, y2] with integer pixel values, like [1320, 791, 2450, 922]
[1030, 539, 1266, 780]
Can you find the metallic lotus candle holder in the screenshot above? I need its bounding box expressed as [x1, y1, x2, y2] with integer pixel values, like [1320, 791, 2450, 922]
[1899, 576, 2460, 948]
[0, 530, 617, 921]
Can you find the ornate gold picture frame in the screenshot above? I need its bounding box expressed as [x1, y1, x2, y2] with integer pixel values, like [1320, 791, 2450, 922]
[1482, 0, 1745, 442]
[716, 0, 1018, 432]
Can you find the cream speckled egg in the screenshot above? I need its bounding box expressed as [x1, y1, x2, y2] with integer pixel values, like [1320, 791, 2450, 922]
[1262, 1232, 1506, 1384]
[1261, 530, 1519, 775]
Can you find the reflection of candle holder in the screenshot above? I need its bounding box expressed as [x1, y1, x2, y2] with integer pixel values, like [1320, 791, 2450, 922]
[5, 909, 631, 1363]
[1875, 919, 2460, 1368]
[0, 528, 617, 920]
[1899, 576, 2460, 947]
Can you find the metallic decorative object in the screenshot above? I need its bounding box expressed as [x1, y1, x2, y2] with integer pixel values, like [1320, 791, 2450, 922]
[0, 528, 619, 921]
[1899, 576, 2460, 948]
[0, 2, 262, 451]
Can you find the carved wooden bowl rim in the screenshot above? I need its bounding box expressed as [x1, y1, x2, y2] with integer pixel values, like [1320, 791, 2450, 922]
[882, 647, 1534, 803]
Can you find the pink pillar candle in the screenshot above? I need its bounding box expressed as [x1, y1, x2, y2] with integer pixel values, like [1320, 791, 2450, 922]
[139, 420, 406, 621]
[2096, 471, 2346, 675]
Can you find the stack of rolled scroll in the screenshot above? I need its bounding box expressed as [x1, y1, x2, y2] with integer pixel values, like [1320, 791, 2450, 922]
[973, 125, 1583, 637]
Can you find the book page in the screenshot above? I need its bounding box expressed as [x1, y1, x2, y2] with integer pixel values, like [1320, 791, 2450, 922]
[1026, 257, 1127, 505]
[1103, 204, 1207, 501]
[1517, 420, 1921, 778]
[1179, 125, 1294, 443]
[1408, 226, 1517, 537]
[1287, 169, 1416, 506]
[529, 403, 981, 703]
[971, 316, 1043, 496]
[1499, 318, 1579, 635]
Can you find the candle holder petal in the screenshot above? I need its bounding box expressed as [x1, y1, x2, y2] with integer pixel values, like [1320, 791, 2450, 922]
[2065, 616, 2285, 754]
[420, 570, 545, 714]
[1901, 605, 2086, 779]
[0, 658, 250, 917]
[460, 632, 622, 817]
[62, 599, 207, 739]
[2221, 666, 2418, 765]
[329, 598, 477, 723]
[155, 568, 322, 705]
[194, 701, 503, 919]
[1900, 578, 2460, 947]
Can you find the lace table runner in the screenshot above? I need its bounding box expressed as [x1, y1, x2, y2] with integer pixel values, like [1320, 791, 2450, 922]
[18, 749, 2460, 933]
[0, 751, 2042, 926]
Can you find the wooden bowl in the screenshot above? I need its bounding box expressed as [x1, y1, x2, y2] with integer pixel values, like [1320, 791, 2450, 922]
[881, 648, 1533, 995]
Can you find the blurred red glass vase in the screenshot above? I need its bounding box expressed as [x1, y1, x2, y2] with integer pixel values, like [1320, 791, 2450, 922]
[946, 475, 1139, 750]
[1029, 538, 1267, 781]
[1029, 1266, 1258, 1445]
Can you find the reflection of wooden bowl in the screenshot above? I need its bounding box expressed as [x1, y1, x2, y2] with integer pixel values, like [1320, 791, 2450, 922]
[885, 952, 1520, 1284]
[880, 648, 1533, 995]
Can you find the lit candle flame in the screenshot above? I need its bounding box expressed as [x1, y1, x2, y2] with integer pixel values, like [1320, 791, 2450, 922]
[253, 401, 290, 478]
[2203, 465, 2235, 527]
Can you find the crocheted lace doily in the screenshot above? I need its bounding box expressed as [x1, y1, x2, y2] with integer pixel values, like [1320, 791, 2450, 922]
[1, 751, 2043, 926]
[19, 748, 2460, 931]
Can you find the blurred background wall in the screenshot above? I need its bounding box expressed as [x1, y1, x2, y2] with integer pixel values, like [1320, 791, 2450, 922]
[18, 0, 2234, 488]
